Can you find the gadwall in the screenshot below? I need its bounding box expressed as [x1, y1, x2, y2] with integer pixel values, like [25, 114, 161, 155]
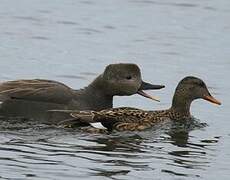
[55, 76, 221, 131]
[0, 63, 164, 122]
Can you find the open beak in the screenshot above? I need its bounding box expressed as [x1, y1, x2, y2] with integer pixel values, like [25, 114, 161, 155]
[203, 95, 221, 105]
[137, 81, 165, 102]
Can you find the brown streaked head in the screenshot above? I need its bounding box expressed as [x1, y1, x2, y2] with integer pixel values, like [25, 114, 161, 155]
[173, 76, 221, 106]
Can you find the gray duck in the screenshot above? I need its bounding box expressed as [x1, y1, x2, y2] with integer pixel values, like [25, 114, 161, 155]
[54, 76, 221, 131]
[0, 63, 164, 123]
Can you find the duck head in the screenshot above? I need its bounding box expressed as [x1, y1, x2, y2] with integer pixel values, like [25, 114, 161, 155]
[100, 63, 165, 101]
[171, 76, 221, 113]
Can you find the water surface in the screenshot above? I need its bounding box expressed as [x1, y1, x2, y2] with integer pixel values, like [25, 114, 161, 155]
[0, 0, 230, 179]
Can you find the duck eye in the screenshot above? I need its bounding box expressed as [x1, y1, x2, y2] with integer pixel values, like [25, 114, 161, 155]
[198, 82, 205, 87]
[126, 76, 132, 80]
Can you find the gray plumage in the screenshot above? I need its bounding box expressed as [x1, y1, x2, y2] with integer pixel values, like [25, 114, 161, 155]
[0, 63, 164, 123]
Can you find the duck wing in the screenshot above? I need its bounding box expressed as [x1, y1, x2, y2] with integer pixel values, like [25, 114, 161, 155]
[0, 79, 75, 104]
[68, 107, 154, 131]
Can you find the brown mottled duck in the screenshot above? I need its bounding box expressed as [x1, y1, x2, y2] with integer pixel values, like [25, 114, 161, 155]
[53, 76, 221, 131]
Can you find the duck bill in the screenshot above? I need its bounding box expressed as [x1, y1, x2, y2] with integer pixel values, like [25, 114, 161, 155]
[203, 95, 221, 105]
[139, 81, 165, 90]
[137, 81, 164, 102]
[137, 90, 160, 102]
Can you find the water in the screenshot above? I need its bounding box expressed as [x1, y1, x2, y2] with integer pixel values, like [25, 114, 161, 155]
[0, 0, 230, 179]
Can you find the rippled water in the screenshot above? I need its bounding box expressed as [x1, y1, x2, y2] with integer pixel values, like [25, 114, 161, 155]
[0, 0, 230, 179]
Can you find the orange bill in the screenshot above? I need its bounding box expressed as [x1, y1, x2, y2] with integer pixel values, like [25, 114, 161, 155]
[137, 90, 160, 102]
[203, 95, 221, 105]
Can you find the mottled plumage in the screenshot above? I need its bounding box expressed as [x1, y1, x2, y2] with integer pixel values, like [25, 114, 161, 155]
[54, 76, 221, 132]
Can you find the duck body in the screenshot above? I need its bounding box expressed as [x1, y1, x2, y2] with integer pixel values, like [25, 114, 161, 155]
[0, 64, 164, 123]
[60, 107, 190, 131]
[0, 79, 113, 123]
[55, 76, 221, 132]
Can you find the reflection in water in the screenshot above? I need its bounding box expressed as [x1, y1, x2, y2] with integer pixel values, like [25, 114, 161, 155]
[167, 119, 207, 147]
[161, 119, 219, 178]
[0, 117, 221, 179]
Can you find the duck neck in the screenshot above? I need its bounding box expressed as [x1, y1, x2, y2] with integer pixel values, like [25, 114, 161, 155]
[74, 75, 113, 110]
[170, 92, 192, 118]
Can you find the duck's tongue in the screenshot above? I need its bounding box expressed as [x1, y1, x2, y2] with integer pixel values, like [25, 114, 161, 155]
[203, 95, 221, 105]
[137, 81, 164, 102]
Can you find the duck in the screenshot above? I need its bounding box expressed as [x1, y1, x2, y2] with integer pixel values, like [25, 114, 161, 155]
[0, 63, 164, 123]
[54, 76, 221, 131]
